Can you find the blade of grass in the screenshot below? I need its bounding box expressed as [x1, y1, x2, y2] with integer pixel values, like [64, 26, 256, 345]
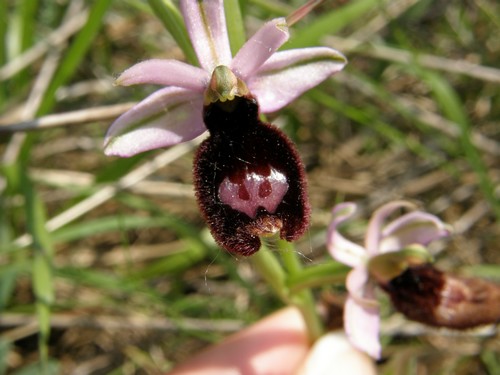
[115, 193, 200, 236]
[52, 215, 197, 244]
[481, 350, 500, 374]
[18, 0, 38, 53]
[56, 267, 144, 293]
[248, 0, 292, 16]
[129, 245, 207, 279]
[37, 0, 113, 116]
[0, 339, 10, 375]
[9, 360, 59, 375]
[12, 0, 40, 97]
[0, 196, 12, 249]
[309, 89, 440, 162]
[20, 169, 54, 372]
[11, 142, 195, 250]
[0, 265, 24, 312]
[286, 0, 387, 49]
[146, 0, 197, 65]
[419, 71, 500, 220]
[0, 1, 7, 67]
[224, 0, 246, 54]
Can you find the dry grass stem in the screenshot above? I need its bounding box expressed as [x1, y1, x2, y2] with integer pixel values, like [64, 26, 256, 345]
[13, 141, 197, 248]
[327, 36, 500, 84]
[0, 103, 136, 132]
[0, 10, 88, 81]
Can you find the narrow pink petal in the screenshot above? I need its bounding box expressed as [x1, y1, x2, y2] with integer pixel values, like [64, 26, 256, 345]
[248, 47, 347, 113]
[344, 298, 381, 359]
[116, 59, 209, 92]
[231, 18, 289, 81]
[104, 87, 205, 157]
[365, 201, 415, 256]
[180, 0, 232, 72]
[327, 203, 366, 268]
[345, 267, 378, 307]
[344, 269, 381, 359]
[379, 211, 452, 252]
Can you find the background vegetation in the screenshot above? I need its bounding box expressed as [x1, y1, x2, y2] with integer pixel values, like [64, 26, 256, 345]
[0, 0, 499, 373]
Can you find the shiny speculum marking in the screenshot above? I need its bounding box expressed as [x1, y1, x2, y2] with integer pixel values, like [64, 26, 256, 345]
[218, 165, 289, 218]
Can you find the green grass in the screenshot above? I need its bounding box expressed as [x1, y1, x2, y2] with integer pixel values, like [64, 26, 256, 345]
[0, 0, 499, 373]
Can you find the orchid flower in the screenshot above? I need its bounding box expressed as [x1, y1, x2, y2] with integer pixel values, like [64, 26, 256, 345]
[326, 201, 451, 359]
[103, 0, 347, 157]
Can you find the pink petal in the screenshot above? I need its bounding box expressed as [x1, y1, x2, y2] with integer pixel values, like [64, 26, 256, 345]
[344, 269, 381, 359]
[344, 297, 381, 360]
[180, 0, 232, 72]
[249, 47, 347, 113]
[345, 266, 377, 307]
[231, 18, 289, 81]
[327, 203, 366, 268]
[365, 201, 415, 256]
[379, 211, 452, 252]
[116, 59, 209, 92]
[104, 87, 205, 157]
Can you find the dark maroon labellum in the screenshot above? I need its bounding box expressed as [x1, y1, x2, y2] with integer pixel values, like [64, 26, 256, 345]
[193, 95, 310, 256]
[381, 263, 500, 329]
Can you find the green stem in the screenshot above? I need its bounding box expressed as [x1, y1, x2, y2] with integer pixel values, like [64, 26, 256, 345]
[277, 240, 323, 342]
[287, 262, 348, 293]
[251, 246, 289, 302]
[291, 290, 323, 343]
[251, 242, 325, 343]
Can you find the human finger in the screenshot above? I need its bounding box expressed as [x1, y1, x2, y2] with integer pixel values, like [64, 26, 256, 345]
[169, 306, 309, 375]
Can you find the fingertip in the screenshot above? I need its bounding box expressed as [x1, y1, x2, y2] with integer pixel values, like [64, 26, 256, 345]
[296, 331, 377, 375]
[170, 307, 309, 375]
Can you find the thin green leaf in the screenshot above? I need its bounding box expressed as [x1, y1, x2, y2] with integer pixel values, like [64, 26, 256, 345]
[463, 264, 500, 281]
[130, 245, 207, 278]
[481, 350, 500, 374]
[286, 0, 386, 48]
[19, 0, 39, 52]
[247, 0, 291, 15]
[13, 0, 39, 87]
[52, 215, 195, 244]
[420, 71, 500, 220]
[37, 0, 113, 115]
[310, 89, 432, 159]
[0, 1, 7, 66]
[95, 153, 146, 183]
[22, 178, 53, 253]
[9, 360, 59, 375]
[0, 266, 22, 311]
[21, 170, 54, 369]
[0, 339, 10, 375]
[57, 267, 142, 293]
[116, 193, 203, 238]
[146, 0, 198, 65]
[224, 0, 246, 54]
[33, 255, 54, 306]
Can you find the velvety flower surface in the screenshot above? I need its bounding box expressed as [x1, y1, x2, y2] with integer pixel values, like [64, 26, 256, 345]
[193, 92, 310, 256]
[326, 201, 451, 359]
[103, 0, 347, 157]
